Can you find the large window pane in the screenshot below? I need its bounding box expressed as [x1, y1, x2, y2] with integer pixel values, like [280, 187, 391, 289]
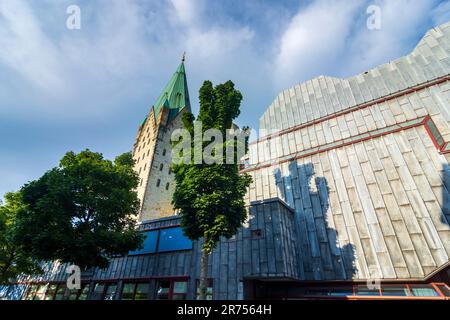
[410, 285, 439, 297]
[129, 230, 158, 255]
[173, 281, 187, 294]
[92, 283, 106, 300]
[355, 286, 380, 296]
[78, 284, 90, 300]
[68, 284, 85, 300]
[121, 283, 135, 300]
[303, 287, 353, 297]
[68, 290, 78, 300]
[54, 285, 66, 300]
[156, 281, 171, 300]
[45, 284, 58, 300]
[381, 286, 409, 296]
[26, 285, 38, 300]
[134, 283, 149, 300]
[436, 284, 450, 297]
[34, 284, 48, 300]
[158, 227, 192, 252]
[328, 287, 353, 297]
[104, 284, 117, 300]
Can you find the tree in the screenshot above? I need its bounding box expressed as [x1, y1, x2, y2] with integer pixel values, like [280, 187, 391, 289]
[0, 192, 42, 285]
[13, 150, 144, 270]
[172, 80, 252, 299]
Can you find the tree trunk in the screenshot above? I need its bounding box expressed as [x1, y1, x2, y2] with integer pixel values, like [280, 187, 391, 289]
[198, 249, 209, 300]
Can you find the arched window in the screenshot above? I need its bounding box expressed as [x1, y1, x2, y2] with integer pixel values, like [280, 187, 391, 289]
[159, 163, 164, 171]
[156, 179, 161, 187]
[162, 149, 167, 156]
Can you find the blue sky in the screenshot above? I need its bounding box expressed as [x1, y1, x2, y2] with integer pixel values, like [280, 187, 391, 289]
[0, 0, 449, 199]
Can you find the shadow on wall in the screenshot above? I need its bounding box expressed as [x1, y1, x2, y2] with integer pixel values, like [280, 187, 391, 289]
[442, 163, 450, 227]
[438, 163, 450, 283]
[274, 161, 357, 280]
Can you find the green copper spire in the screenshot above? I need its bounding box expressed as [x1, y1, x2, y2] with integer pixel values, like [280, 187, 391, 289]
[152, 56, 191, 122]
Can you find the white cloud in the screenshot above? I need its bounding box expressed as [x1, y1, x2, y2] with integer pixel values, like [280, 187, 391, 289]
[273, 0, 442, 89]
[0, 0, 446, 121]
[274, 0, 363, 89]
[169, 0, 204, 27]
[0, 0, 66, 93]
[0, 0, 264, 120]
[0, 0, 167, 118]
[344, 0, 438, 75]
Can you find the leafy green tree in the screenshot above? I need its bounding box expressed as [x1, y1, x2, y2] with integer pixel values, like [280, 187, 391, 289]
[13, 150, 144, 269]
[172, 80, 252, 299]
[0, 192, 42, 285]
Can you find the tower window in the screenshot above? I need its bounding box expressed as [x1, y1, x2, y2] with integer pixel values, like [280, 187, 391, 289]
[168, 166, 172, 175]
[156, 179, 161, 187]
[162, 149, 167, 156]
[165, 183, 170, 190]
[159, 163, 164, 171]
[144, 164, 147, 171]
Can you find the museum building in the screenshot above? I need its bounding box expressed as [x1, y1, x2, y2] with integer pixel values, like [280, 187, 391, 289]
[2, 22, 450, 300]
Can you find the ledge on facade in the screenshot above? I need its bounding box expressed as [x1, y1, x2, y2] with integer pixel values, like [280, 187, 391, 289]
[243, 275, 299, 282]
[248, 197, 295, 214]
[139, 214, 180, 225]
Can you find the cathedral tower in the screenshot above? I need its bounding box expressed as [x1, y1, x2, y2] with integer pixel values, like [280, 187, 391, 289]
[132, 59, 191, 222]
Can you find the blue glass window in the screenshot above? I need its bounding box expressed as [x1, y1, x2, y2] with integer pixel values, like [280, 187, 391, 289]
[158, 227, 192, 252]
[128, 230, 158, 255]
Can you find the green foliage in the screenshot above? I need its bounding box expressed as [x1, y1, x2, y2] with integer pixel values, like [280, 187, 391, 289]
[13, 150, 144, 269]
[172, 80, 252, 254]
[0, 192, 42, 285]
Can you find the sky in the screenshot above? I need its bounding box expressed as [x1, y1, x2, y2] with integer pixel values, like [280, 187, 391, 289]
[0, 0, 449, 200]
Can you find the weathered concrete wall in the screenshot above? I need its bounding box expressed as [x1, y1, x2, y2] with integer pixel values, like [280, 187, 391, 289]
[259, 23, 450, 133]
[244, 21, 450, 281]
[12, 199, 297, 300]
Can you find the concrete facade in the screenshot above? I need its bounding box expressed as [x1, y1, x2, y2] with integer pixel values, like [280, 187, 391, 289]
[244, 21, 450, 282]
